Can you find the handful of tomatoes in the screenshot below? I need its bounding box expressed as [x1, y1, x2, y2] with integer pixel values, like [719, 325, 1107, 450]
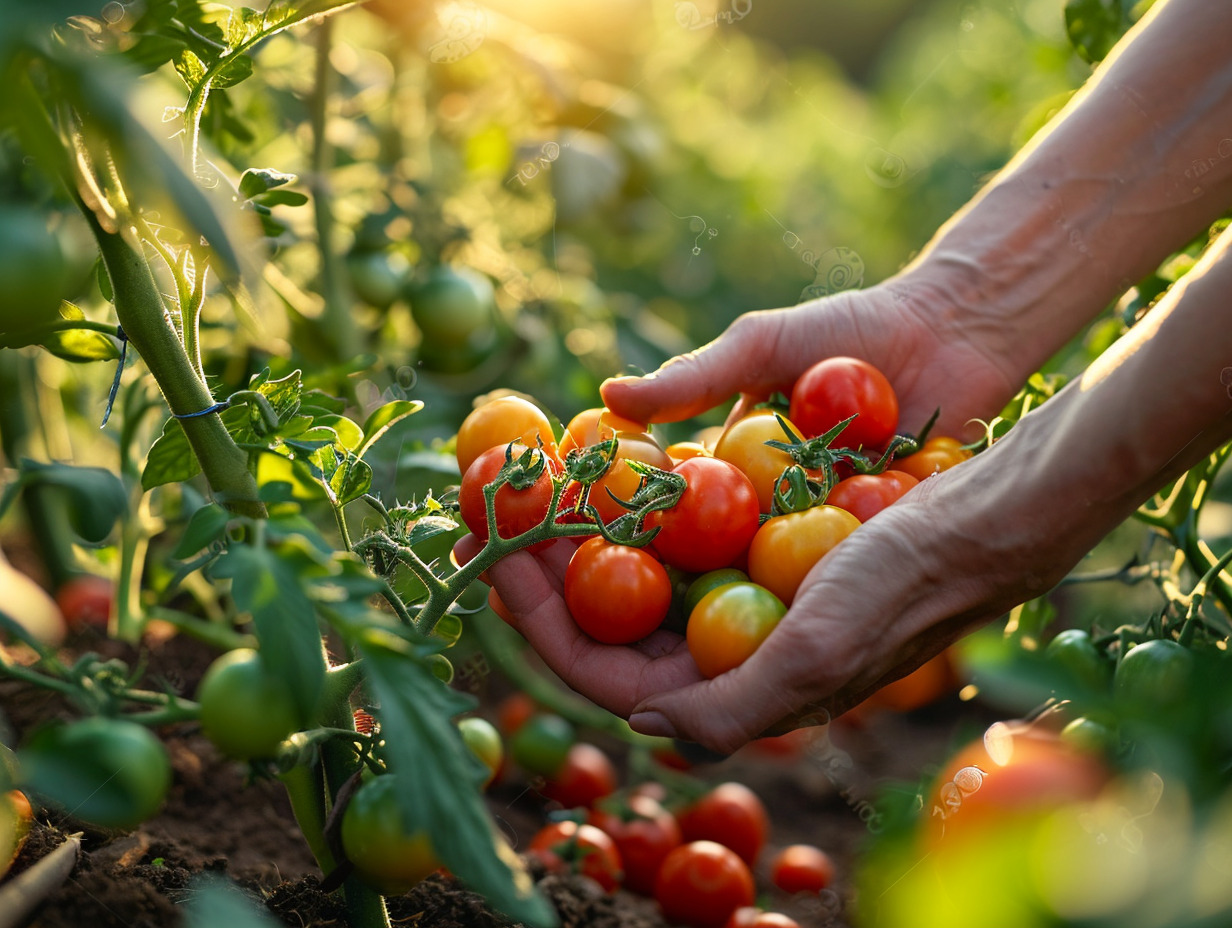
[454, 357, 972, 678]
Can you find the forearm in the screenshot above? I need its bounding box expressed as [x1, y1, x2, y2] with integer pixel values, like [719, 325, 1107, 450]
[901, 0, 1232, 385]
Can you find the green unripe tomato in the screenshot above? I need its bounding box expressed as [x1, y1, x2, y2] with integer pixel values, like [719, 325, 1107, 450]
[1114, 639, 1194, 715]
[347, 248, 410, 310]
[341, 774, 440, 895]
[1060, 717, 1118, 756]
[684, 568, 749, 618]
[408, 265, 495, 349]
[19, 717, 170, 830]
[457, 716, 503, 788]
[0, 205, 68, 334]
[509, 713, 575, 778]
[1045, 629, 1113, 694]
[197, 648, 301, 760]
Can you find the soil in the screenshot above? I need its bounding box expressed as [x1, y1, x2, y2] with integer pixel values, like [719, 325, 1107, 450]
[1, 624, 980, 928]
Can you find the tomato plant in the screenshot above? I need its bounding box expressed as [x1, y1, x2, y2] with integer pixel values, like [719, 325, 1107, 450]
[542, 742, 618, 809]
[769, 844, 835, 894]
[646, 457, 761, 573]
[889, 436, 971, 481]
[564, 537, 672, 644]
[590, 793, 683, 895]
[655, 840, 756, 928]
[687, 583, 787, 679]
[675, 782, 768, 867]
[1114, 638, 1194, 714]
[528, 820, 623, 892]
[746, 506, 860, 605]
[713, 412, 812, 513]
[824, 471, 918, 523]
[789, 357, 898, 450]
[458, 443, 557, 542]
[197, 648, 303, 760]
[455, 396, 559, 478]
[341, 775, 441, 896]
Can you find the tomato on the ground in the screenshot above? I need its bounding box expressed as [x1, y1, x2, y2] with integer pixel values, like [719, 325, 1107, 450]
[197, 648, 302, 760]
[769, 844, 835, 894]
[496, 692, 537, 736]
[646, 457, 760, 573]
[824, 471, 917, 523]
[341, 774, 441, 895]
[457, 716, 503, 789]
[889, 436, 970, 481]
[675, 782, 768, 867]
[458, 443, 556, 542]
[564, 537, 671, 644]
[590, 793, 683, 896]
[542, 742, 618, 809]
[454, 396, 558, 478]
[655, 840, 755, 928]
[712, 411, 812, 513]
[746, 505, 859, 605]
[789, 357, 898, 450]
[528, 820, 623, 892]
[0, 790, 32, 879]
[687, 583, 786, 680]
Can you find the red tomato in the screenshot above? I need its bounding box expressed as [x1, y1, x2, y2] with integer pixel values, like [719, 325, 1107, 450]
[542, 742, 618, 809]
[675, 782, 768, 867]
[789, 357, 898, 450]
[890, 436, 971, 481]
[586, 432, 674, 525]
[746, 506, 860, 605]
[528, 820, 623, 892]
[824, 471, 917, 523]
[713, 411, 812, 514]
[687, 583, 786, 679]
[725, 908, 802, 928]
[564, 537, 672, 644]
[590, 793, 683, 896]
[646, 457, 760, 573]
[458, 443, 555, 542]
[55, 574, 114, 631]
[496, 691, 537, 736]
[558, 407, 647, 457]
[455, 395, 558, 477]
[655, 841, 755, 928]
[769, 844, 835, 894]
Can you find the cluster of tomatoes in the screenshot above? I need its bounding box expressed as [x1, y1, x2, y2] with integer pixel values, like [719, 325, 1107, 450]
[454, 357, 970, 676]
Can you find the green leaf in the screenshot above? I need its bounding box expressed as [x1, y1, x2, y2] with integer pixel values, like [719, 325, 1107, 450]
[143, 418, 201, 491]
[184, 874, 281, 928]
[357, 400, 423, 461]
[211, 537, 328, 724]
[360, 634, 554, 927]
[173, 503, 230, 559]
[253, 450, 328, 501]
[329, 454, 373, 506]
[41, 328, 121, 363]
[1065, 0, 1134, 64]
[22, 460, 127, 544]
[315, 415, 363, 451]
[255, 189, 309, 207]
[238, 168, 297, 200]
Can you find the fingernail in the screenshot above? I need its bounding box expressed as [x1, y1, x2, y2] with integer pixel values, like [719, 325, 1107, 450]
[600, 375, 639, 390]
[629, 711, 678, 739]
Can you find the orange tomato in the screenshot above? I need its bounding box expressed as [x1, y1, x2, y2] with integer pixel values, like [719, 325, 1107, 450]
[746, 506, 860, 605]
[558, 407, 647, 457]
[890, 436, 971, 481]
[455, 396, 558, 477]
[713, 412, 810, 513]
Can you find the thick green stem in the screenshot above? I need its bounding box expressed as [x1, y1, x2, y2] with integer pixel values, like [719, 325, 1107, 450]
[280, 761, 337, 875]
[88, 218, 264, 518]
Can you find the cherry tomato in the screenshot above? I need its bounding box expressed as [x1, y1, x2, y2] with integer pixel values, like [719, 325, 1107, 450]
[1045, 628, 1113, 695]
[509, 713, 575, 777]
[496, 692, 537, 736]
[564, 537, 671, 644]
[0, 790, 32, 879]
[558, 407, 647, 457]
[684, 568, 748, 617]
[347, 247, 409, 310]
[824, 471, 917, 523]
[713, 412, 811, 513]
[528, 820, 623, 892]
[646, 458, 760, 573]
[455, 396, 558, 478]
[655, 840, 755, 928]
[542, 742, 618, 809]
[590, 793, 683, 896]
[458, 443, 556, 542]
[687, 583, 786, 680]
[746, 506, 859, 606]
[342, 774, 440, 895]
[725, 908, 802, 928]
[861, 649, 957, 713]
[457, 717, 503, 789]
[197, 648, 303, 760]
[408, 264, 495, 349]
[54, 574, 114, 631]
[586, 432, 674, 525]
[890, 436, 971, 481]
[1114, 638, 1193, 715]
[769, 844, 835, 894]
[665, 441, 711, 463]
[789, 357, 898, 450]
[675, 782, 768, 867]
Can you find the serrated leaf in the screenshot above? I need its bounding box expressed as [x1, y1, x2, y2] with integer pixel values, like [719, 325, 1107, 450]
[360, 636, 554, 927]
[174, 48, 208, 87]
[143, 418, 201, 490]
[406, 515, 459, 545]
[173, 503, 230, 559]
[329, 454, 372, 505]
[238, 167, 296, 200]
[357, 400, 422, 461]
[213, 54, 254, 90]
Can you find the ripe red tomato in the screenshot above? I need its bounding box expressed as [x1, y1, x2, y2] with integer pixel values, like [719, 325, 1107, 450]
[528, 820, 623, 892]
[769, 844, 835, 894]
[655, 841, 755, 928]
[789, 357, 898, 450]
[824, 471, 917, 523]
[675, 782, 768, 867]
[890, 436, 971, 481]
[647, 457, 760, 573]
[558, 407, 647, 457]
[590, 793, 683, 896]
[564, 537, 672, 644]
[586, 432, 674, 525]
[496, 691, 536, 736]
[746, 506, 860, 605]
[687, 583, 786, 679]
[725, 908, 802, 928]
[542, 742, 618, 809]
[455, 395, 558, 478]
[713, 411, 813, 513]
[458, 443, 555, 542]
[54, 574, 113, 631]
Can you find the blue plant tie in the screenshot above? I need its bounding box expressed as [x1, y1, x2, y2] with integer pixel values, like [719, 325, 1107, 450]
[100, 325, 128, 428]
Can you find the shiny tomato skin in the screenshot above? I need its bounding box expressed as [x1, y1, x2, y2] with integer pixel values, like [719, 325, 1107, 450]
[458, 443, 555, 542]
[713, 412, 811, 513]
[665, 441, 711, 463]
[542, 742, 618, 809]
[509, 713, 575, 777]
[655, 840, 756, 928]
[565, 537, 672, 644]
[675, 782, 768, 867]
[590, 794, 683, 896]
[558, 407, 647, 457]
[587, 432, 674, 525]
[824, 471, 917, 523]
[789, 357, 898, 450]
[890, 436, 971, 481]
[197, 648, 302, 760]
[746, 506, 860, 606]
[455, 396, 558, 478]
[647, 458, 761, 573]
[687, 583, 786, 680]
[528, 820, 623, 892]
[457, 717, 503, 789]
[341, 775, 440, 895]
[54, 574, 114, 631]
[769, 844, 835, 894]
[496, 692, 536, 736]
